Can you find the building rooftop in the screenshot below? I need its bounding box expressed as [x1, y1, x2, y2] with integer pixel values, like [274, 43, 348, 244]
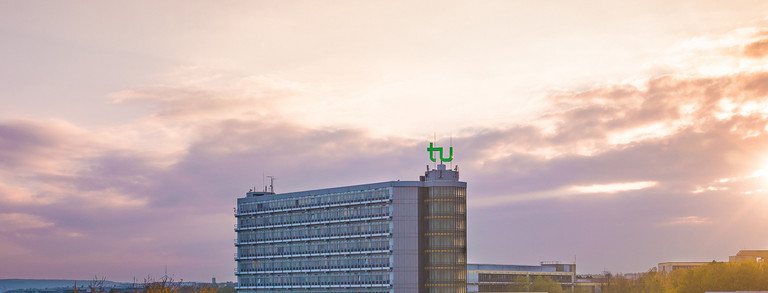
[239, 164, 465, 203]
[468, 264, 559, 272]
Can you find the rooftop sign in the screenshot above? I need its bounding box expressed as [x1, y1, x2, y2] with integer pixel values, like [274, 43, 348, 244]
[427, 142, 453, 162]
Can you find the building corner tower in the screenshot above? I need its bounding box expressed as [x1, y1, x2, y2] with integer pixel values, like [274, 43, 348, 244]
[418, 164, 467, 293]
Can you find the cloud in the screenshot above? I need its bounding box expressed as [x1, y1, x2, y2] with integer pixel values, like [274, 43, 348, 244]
[109, 69, 336, 126]
[0, 213, 54, 232]
[664, 216, 712, 225]
[0, 181, 43, 205]
[457, 27, 768, 270]
[743, 37, 768, 58]
[0, 119, 95, 174]
[2, 21, 768, 279]
[2, 70, 766, 278]
[76, 25, 768, 213]
[470, 181, 659, 208]
[458, 71, 768, 203]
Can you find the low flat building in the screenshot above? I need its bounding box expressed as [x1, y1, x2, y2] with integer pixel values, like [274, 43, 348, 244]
[656, 249, 768, 274]
[467, 262, 583, 293]
[657, 262, 709, 273]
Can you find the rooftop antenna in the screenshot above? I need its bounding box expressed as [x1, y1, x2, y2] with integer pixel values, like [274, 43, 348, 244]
[263, 172, 268, 192]
[433, 132, 438, 169]
[267, 176, 276, 193]
[449, 134, 453, 169]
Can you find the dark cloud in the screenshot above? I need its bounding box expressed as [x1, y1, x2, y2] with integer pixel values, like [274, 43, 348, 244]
[0, 120, 73, 171]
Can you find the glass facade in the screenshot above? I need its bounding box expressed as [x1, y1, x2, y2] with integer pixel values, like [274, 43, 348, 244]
[422, 186, 467, 293]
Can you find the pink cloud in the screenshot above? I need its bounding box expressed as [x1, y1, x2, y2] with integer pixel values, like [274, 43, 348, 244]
[743, 38, 768, 58]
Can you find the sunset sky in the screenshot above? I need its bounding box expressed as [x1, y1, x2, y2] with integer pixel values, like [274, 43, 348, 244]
[2, 1, 768, 282]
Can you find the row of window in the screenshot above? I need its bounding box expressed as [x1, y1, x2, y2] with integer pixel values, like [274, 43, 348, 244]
[238, 204, 390, 229]
[238, 238, 390, 258]
[237, 221, 390, 243]
[427, 287, 467, 293]
[237, 289, 390, 293]
[426, 269, 467, 283]
[425, 201, 467, 216]
[478, 273, 573, 283]
[427, 218, 466, 232]
[427, 251, 467, 266]
[238, 271, 390, 286]
[238, 255, 390, 272]
[427, 186, 466, 199]
[238, 189, 390, 214]
[427, 235, 466, 249]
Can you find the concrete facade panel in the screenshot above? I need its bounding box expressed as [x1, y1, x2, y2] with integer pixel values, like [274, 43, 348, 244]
[392, 186, 420, 293]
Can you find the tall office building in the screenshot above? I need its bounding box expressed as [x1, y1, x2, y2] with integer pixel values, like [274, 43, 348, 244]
[234, 163, 467, 293]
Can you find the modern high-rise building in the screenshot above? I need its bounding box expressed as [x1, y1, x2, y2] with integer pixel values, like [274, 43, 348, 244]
[234, 163, 467, 293]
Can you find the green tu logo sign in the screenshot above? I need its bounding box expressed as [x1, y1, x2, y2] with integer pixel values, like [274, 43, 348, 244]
[427, 142, 453, 162]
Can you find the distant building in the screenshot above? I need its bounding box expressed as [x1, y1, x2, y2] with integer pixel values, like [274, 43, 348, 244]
[729, 250, 768, 263]
[657, 262, 709, 273]
[234, 162, 467, 293]
[467, 262, 601, 293]
[5, 283, 142, 293]
[620, 273, 645, 280]
[656, 249, 768, 273]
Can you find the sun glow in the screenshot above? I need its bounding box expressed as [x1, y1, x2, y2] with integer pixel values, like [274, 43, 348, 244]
[750, 169, 768, 178]
[752, 169, 768, 194]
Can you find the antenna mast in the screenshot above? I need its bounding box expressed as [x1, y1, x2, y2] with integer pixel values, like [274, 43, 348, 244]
[433, 132, 438, 168]
[267, 176, 276, 193]
[449, 135, 453, 169]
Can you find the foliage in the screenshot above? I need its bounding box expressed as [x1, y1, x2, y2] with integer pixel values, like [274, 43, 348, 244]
[602, 261, 768, 293]
[179, 285, 217, 293]
[143, 275, 181, 293]
[507, 275, 563, 293]
[510, 275, 532, 292]
[531, 276, 563, 293]
[73, 275, 225, 293]
[215, 286, 235, 293]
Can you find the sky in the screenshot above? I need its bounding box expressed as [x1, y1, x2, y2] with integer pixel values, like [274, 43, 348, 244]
[2, 0, 768, 283]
